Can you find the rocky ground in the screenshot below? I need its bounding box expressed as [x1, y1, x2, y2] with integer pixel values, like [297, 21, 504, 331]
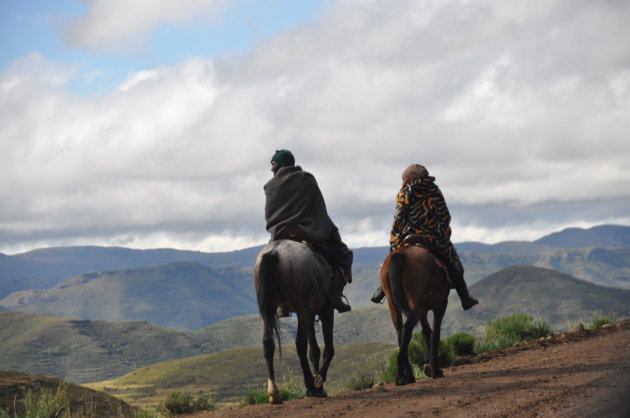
[191, 319, 630, 418]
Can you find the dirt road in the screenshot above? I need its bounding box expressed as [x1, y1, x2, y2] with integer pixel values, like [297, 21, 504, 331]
[193, 320, 630, 417]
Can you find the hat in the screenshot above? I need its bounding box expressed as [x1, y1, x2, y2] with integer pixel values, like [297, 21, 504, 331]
[271, 149, 295, 168]
[402, 164, 433, 183]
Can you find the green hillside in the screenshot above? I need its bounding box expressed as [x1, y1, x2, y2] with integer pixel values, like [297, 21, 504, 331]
[445, 265, 630, 335]
[86, 342, 395, 408]
[0, 262, 257, 329]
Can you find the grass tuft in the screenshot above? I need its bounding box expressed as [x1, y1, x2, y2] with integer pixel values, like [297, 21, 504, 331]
[242, 367, 305, 405]
[160, 392, 215, 416]
[588, 312, 617, 329]
[345, 370, 375, 391]
[475, 313, 551, 353]
[409, 334, 457, 367]
[446, 332, 476, 356]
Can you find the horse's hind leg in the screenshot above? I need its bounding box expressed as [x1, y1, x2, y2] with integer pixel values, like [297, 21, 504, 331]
[263, 325, 281, 403]
[396, 316, 417, 386]
[429, 301, 448, 378]
[296, 313, 320, 397]
[307, 325, 322, 388]
[317, 309, 334, 392]
[419, 315, 433, 377]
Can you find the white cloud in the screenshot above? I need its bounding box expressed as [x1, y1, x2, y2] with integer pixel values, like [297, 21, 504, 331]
[2, 0, 630, 254]
[4, 52, 80, 87]
[60, 0, 228, 50]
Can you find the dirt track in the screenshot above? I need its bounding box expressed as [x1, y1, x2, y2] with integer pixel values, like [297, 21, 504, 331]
[193, 320, 630, 418]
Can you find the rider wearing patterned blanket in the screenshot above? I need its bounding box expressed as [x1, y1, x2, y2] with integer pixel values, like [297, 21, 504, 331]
[371, 164, 479, 310]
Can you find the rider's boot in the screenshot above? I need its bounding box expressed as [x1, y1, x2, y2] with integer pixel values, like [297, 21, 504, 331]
[451, 273, 479, 310]
[371, 286, 385, 304]
[331, 268, 351, 313]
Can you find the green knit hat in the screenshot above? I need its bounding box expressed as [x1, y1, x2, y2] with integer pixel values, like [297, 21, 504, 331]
[271, 149, 295, 168]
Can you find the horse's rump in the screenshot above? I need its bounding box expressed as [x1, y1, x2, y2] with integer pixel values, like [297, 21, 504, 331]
[381, 246, 449, 317]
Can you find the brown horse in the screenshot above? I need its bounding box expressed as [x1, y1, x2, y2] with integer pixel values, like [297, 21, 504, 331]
[380, 244, 450, 385]
[254, 239, 336, 403]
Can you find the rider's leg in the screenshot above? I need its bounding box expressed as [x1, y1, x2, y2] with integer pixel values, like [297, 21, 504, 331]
[331, 267, 351, 313]
[449, 271, 478, 310]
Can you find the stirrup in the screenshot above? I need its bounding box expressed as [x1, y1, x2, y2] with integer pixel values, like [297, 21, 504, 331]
[371, 288, 385, 304]
[334, 294, 351, 313]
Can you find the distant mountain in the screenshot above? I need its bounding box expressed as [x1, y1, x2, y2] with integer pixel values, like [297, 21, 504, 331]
[456, 241, 553, 255]
[0, 245, 263, 298]
[0, 262, 257, 330]
[2, 224, 628, 300]
[535, 247, 630, 289]
[534, 224, 630, 248]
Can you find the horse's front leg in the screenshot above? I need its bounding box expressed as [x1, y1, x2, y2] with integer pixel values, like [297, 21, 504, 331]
[263, 325, 281, 403]
[315, 309, 334, 392]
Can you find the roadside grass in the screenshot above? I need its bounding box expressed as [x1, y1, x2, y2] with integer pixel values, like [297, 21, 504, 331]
[160, 391, 215, 416]
[0, 383, 92, 418]
[587, 312, 617, 329]
[242, 368, 305, 405]
[376, 313, 552, 384]
[474, 313, 551, 353]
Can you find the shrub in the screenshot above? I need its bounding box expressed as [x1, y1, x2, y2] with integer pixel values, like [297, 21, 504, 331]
[345, 370, 375, 391]
[409, 334, 456, 367]
[377, 346, 432, 384]
[21, 384, 71, 418]
[132, 409, 159, 418]
[475, 313, 551, 353]
[243, 390, 271, 405]
[588, 312, 616, 329]
[161, 392, 215, 415]
[378, 350, 399, 384]
[447, 332, 476, 356]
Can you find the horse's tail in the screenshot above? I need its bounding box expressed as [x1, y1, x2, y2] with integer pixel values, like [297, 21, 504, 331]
[257, 251, 282, 355]
[388, 252, 413, 318]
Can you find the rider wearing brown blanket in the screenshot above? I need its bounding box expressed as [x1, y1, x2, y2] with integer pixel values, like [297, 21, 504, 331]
[371, 164, 479, 310]
[264, 149, 352, 314]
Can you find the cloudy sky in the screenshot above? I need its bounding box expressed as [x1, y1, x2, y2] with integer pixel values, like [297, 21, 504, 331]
[1, 0, 629, 255]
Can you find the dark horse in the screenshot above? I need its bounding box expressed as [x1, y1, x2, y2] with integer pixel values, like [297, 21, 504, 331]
[255, 239, 336, 404]
[380, 244, 450, 385]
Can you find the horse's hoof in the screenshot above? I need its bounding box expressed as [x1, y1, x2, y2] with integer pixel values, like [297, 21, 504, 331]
[395, 379, 408, 386]
[268, 396, 283, 405]
[314, 373, 324, 388]
[306, 387, 327, 398]
[423, 364, 432, 377]
[432, 369, 444, 378]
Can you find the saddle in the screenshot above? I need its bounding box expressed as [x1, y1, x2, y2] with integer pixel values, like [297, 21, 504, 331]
[276, 224, 333, 275]
[402, 234, 453, 288]
[277, 223, 310, 243]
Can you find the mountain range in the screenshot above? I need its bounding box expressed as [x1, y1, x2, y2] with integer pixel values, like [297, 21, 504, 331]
[2, 264, 629, 384]
[1, 225, 629, 331]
